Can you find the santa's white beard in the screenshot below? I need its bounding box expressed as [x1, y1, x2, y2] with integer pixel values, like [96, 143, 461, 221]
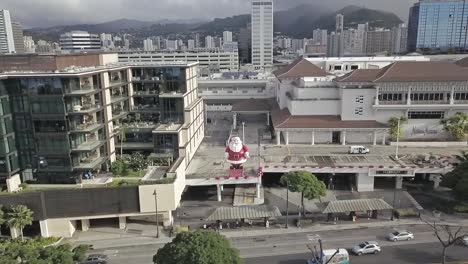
[229, 143, 242, 152]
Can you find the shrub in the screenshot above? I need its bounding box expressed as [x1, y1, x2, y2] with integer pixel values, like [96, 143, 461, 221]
[72, 244, 90, 262]
[111, 159, 127, 175]
[454, 203, 468, 213]
[394, 208, 418, 218]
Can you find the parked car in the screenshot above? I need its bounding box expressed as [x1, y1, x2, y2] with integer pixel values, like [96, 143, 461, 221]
[81, 254, 108, 264]
[386, 230, 414, 241]
[348, 145, 370, 154]
[351, 241, 381, 255]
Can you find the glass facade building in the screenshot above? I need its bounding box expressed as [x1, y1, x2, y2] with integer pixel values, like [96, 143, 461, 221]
[0, 62, 204, 184]
[408, 0, 468, 52]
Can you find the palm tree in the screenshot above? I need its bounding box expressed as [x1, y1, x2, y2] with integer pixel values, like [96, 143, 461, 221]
[6, 205, 33, 241]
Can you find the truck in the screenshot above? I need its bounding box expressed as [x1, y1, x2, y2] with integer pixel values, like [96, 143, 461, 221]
[307, 248, 349, 264]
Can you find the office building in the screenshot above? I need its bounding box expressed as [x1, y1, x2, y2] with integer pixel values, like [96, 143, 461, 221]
[365, 29, 392, 55]
[223, 31, 233, 43]
[222, 41, 239, 52]
[408, 0, 468, 52]
[336, 14, 344, 33]
[0, 53, 204, 185]
[59, 31, 102, 51]
[11, 22, 24, 53]
[35, 40, 53, 53]
[205, 36, 214, 48]
[118, 50, 239, 73]
[251, 0, 274, 67]
[143, 38, 154, 51]
[188, 39, 195, 50]
[0, 10, 15, 53]
[239, 24, 252, 64]
[23, 36, 35, 53]
[391, 23, 408, 55]
[195, 33, 200, 48]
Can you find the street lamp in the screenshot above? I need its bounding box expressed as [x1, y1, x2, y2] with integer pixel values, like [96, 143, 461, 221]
[395, 117, 401, 160]
[153, 189, 159, 238]
[242, 122, 245, 143]
[285, 180, 289, 229]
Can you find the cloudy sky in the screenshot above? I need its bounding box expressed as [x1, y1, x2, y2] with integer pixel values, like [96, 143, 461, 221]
[3, 0, 419, 28]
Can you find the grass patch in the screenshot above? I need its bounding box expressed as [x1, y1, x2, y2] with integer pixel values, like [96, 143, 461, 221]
[106, 179, 141, 187]
[114, 169, 146, 178]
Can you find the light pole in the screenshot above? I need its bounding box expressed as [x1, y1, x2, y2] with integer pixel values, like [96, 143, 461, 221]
[153, 189, 159, 238]
[242, 122, 245, 143]
[395, 117, 401, 160]
[391, 186, 397, 221]
[285, 180, 289, 229]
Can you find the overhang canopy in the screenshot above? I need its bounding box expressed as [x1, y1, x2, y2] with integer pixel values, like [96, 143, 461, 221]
[206, 205, 281, 221]
[322, 199, 393, 214]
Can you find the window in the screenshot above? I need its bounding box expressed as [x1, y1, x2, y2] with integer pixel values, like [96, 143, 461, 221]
[354, 107, 364, 116]
[355, 96, 364, 103]
[379, 93, 403, 101]
[408, 111, 445, 119]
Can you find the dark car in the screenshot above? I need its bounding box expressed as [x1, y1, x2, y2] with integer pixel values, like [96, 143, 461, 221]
[81, 254, 108, 264]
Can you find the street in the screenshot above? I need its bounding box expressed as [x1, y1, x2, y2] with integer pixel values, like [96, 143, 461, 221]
[91, 224, 468, 264]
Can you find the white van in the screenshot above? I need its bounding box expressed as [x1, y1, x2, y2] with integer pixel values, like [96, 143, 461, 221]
[349, 146, 370, 154]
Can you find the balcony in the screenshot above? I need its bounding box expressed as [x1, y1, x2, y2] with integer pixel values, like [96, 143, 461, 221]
[133, 90, 159, 97]
[111, 96, 128, 104]
[132, 76, 160, 82]
[70, 123, 104, 133]
[68, 104, 101, 115]
[73, 156, 107, 170]
[66, 84, 97, 96]
[115, 142, 154, 150]
[132, 104, 160, 112]
[71, 140, 105, 152]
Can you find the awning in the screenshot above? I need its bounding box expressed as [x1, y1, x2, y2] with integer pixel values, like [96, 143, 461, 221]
[206, 205, 281, 221]
[322, 199, 393, 214]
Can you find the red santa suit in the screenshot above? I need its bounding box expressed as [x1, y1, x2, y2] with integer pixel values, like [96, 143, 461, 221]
[225, 137, 249, 165]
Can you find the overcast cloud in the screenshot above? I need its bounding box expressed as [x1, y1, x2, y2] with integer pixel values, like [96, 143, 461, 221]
[3, 0, 418, 28]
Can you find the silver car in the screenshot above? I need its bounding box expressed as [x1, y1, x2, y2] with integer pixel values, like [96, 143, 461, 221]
[351, 241, 381, 255]
[386, 230, 414, 242]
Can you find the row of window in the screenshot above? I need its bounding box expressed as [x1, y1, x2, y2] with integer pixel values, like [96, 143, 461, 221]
[408, 111, 445, 119]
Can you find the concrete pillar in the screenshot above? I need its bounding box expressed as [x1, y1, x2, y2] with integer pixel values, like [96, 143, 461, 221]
[163, 211, 173, 227]
[40, 220, 50, 238]
[276, 131, 281, 145]
[217, 184, 222, 202]
[373, 131, 378, 146]
[356, 173, 374, 192]
[81, 219, 90, 232]
[375, 86, 380, 105]
[450, 86, 455, 105]
[266, 112, 270, 126]
[10, 227, 20, 239]
[233, 114, 237, 129]
[256, 182, 261, 199]
[311, 130, 315, 145]
[407, 88, 412, 105]
[341, 131, 346, 146]
[118, 216, 127, 230]
[382, 132, 386, 145]
[220, 185, 224, 192]
[395, 177, 403, 189]
[285, 131, 289, 145]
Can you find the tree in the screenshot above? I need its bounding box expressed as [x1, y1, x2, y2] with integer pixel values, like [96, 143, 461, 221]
[153, 231, 242, 264]
[280, 171, 326, 216]
[388, 116, 408, 140]
[440, 112, 468, 141]
[128, 152, 149, 171]
[442, 160, 468, 200]
[6, 205, 33, 241]
[0, 206, 5, 236]
[423, 218, 467, 264]
[111, 158, 128, 176]
[455, 150, 468, 162]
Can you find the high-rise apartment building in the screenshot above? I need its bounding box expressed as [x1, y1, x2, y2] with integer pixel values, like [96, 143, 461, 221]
[205, 36, 214, 48]
[60, 31, 102, 51]
[336, 14, 344, 33]
[343, 29, 366, 56]
[251, 0, 273, 67]
[391, 23, 408, 55]
[312, 29, 328, 45]
[0, 10, 15, 53]
[188, 39, 195, 50]
[23, 36, 35, 53]
[11, 22, 24, 53]
[239, 24, 252, 64]
[408, 0, 468, 52]
[100, 33, 114, 48]
[365, 29, 392, 55]
[143, 38, 154, 51]
[223, 31, 233, 43]
[327, 32, 344, 57]
[195, 33, 200, 48]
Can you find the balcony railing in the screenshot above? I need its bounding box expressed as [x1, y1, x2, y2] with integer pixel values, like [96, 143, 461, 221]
[411, 100, 450, 105]
[134, 90, 159, 96]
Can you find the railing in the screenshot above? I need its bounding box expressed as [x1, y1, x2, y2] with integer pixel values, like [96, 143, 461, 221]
[378, 100, 406, 105]
[411, 100, 450, 105]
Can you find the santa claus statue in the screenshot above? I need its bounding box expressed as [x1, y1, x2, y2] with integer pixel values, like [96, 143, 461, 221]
[225, 136, 249, 169]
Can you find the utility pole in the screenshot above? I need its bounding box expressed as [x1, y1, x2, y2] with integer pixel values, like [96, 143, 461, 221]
[285, 180, 289, 229]
[395, 117, 401, 160]
[153, 189, 159, 238]
[242, 122, 245, 143]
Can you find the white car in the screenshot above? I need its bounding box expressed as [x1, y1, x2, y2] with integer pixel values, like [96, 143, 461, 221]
[351, 241, 381, 255]
[386, 230, 414, 242]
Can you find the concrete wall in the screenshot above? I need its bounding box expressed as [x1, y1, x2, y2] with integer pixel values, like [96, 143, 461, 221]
[288, 100, 341, 116]
[356, 173, 374, 192]
[341, 88, 376, 120]
[287, 131, 331, 144]
[346, 131, 375, 144]
[293, 85, 339, 99]
[44, 218, 77, 238]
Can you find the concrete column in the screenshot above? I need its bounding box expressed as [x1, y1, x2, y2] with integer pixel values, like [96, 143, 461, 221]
[10, 227, 20, 239]
[163, 211, 173, 227]
[276, 131, 281, 145]
[395, 177, 403, 189]
[285, 131, 289, 145]
[266, 112, 270, 126]
[450, 86, 455, 105]
[119, 216, 127, 230]
[217, 184, 222, 202]
[356, 173, 374, 192]
[220, 185, 224, 192]
[375, 86, 380, 105]
[373, 131, 378, 146]
[341, 131, 346, 146]
[382, 132, 386, 145]
[40, 220, 50, 238]
[311, 130, 315, 145]
[256, 182, 261, 199]
[233, 114, 237, 129]
[81, 219, 90, 232]
[407, 88, 412, 105]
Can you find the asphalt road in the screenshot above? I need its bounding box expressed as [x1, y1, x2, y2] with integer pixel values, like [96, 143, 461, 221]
[244, 242, 468, 264]
[98, 224, 468, 264]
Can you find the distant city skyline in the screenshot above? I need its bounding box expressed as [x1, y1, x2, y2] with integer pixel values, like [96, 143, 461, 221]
[4, 0, 418, 28]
